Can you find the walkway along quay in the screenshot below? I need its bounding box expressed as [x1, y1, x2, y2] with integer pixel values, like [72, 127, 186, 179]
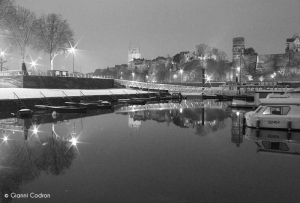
[115, 79, 291, 98]
[0, 88, 162, 115]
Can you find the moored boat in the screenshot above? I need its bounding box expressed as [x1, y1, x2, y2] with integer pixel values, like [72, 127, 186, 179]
[245, 96, 300, 131]
[117, 98, 147, 105]
[35, 105, 87, 113]
[17, 109, 33, 117]
[229, 98, 256, 109]
[65, 101, 112, 109]
[171, 92, 187, 100]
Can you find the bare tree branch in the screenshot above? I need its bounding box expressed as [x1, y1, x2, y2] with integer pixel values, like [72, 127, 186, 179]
[2, 5, 36, 61]
[33, 13, 74, 70]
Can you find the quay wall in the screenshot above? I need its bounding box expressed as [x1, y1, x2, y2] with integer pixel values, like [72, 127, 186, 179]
[22, 76, 114, 89]
[0, 75, 114, 89]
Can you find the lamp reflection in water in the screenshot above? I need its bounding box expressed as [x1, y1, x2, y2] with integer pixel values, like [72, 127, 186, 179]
[231, 110, 244, 147]
[1, 135, 9, 144]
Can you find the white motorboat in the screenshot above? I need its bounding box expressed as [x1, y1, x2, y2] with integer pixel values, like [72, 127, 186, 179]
[245, 95, 300, 131]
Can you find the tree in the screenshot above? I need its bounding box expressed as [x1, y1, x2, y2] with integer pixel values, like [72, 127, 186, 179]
[0, 0, 15, 28]
[244, 47, 256, 55]
[218, 51, 228, 61]
[2, 5, 36, 62]
[195, 44, 210, 57]
[33, 13, 74, 70]
[172, 53, 181, 64]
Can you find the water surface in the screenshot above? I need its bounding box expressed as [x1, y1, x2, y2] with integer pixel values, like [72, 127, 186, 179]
[1, 101, 300, 203]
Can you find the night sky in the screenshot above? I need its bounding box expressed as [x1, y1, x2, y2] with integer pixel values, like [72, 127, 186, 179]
[2, 0, 300, 73]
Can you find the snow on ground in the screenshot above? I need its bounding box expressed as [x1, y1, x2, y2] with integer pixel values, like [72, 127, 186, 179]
[0, 88, 148, 100]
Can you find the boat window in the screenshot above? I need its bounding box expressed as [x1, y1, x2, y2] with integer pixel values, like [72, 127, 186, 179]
[271, 107, 281, 115]
[261, 141, 289, 151]
[268, 106, 291, 115]
[262, 107, 270, 115]
[255, 107, 263, 113]
[282, 106, 290, 115]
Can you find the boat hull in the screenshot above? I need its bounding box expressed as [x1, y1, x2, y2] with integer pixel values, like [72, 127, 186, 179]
[245, 113, 300, 131]
[35, 105, 87, 113]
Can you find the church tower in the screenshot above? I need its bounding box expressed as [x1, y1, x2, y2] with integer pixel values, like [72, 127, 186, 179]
[232, 37, 245, 81]
[128, 41, 141, 63]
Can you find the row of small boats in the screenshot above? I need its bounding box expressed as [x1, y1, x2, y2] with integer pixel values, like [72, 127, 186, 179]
[17, 92, 187, 116]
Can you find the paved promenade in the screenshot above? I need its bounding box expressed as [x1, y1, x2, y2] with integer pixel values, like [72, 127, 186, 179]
[0, 88, 148, 100]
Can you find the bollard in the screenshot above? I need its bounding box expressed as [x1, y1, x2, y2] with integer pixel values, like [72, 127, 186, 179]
[256, 118, 260, 129]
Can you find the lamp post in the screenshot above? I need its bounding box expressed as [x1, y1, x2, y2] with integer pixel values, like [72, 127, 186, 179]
[120, 71, 123, 79]
[132, 72, 135, 81]
[180, 69, 183, 83]
[69, 47, 75, 75]
[199, 55, 206, 86]
[170, 68, 172, 83]
[0, 50, 7, 71]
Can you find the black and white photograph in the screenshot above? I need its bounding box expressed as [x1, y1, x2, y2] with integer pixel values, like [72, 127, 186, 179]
[1, 0, 300, 202]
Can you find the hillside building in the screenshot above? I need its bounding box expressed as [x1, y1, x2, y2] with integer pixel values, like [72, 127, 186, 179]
[128, 42, 141, 63]
[286, 34, 300, 53]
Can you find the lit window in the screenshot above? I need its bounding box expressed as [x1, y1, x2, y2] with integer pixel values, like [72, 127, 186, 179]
[262, 107, 270, 115]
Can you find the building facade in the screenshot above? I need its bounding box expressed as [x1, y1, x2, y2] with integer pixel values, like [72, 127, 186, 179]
[128, 43, 141, 63]
[286, 34, 300, 53]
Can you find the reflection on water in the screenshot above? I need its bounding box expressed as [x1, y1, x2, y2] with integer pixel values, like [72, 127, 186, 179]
[1, 100, 300, 202]
[0, 110, 113, 203]
[0, 116, 77, 202]
[246, 128, 300, 156]
[116, 100, 231, 136]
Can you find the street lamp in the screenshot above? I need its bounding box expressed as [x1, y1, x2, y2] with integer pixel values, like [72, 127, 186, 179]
[198, 55, 206, 86]
[120, 71, 123, 79]
[132, 72, 135, 81]
[0, 50, 7, 71]
[271, 72, 276, 85]
[69, 47, 76, 75]
[180, 69, 183, 83]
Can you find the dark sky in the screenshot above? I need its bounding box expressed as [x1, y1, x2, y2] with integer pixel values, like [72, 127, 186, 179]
[2, 0, 300, 73]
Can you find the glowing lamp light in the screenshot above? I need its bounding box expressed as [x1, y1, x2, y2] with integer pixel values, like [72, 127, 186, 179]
[0, 51, 5, 57]
[70, 137, 78, 146]
[32, 126, 38, 134]
[3, 136, 8, 142]
[69, 47, 75, 54]
[236, 111, 240, 116]
[206, 76, 211, 82]
[180, 69, 183, 74]
[30, 60, 37, 68]
[237, 67, 240, 72]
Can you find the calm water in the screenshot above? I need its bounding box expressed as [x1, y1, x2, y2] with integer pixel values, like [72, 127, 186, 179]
[1, 100, 300, 203]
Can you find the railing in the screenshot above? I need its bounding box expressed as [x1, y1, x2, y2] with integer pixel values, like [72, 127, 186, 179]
[114, 79, 223, 95]
[115, 79, 290, 96]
